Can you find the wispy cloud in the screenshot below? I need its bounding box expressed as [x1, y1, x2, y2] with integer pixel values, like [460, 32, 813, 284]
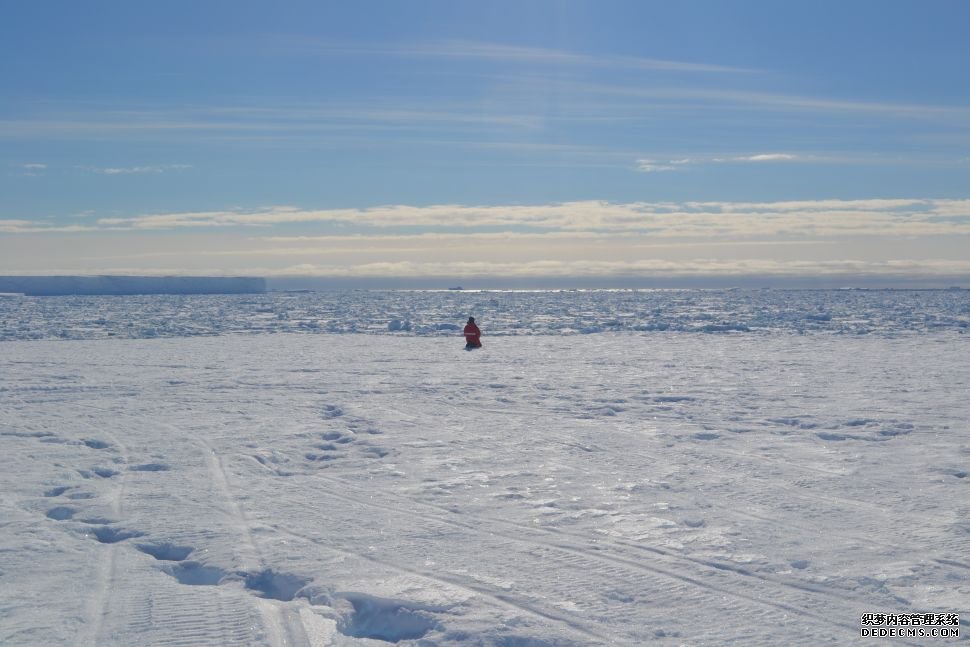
[5, 256, 966, 281]
[0, 198, 959, 239]
[727, 153, 798, 162]
[4, 209, 968, 281]
[81, 164, 192, 175]
[636, 152, 801, 172]
[9, 162, 48, 177]
[635, 159, 679, 173]
[95, 166, 161, 175]
[252, 258, 970, 280]
[0, 103, 541, 143]
[503, 76, 970, 123]
[0, 219, 96, 233]
[0, 220, 36, 231]
[401, 40, 757, 74]
[264, 36, 758, 75]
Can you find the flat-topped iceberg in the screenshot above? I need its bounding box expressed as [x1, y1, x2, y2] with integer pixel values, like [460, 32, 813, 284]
[0, 275, 265, 296]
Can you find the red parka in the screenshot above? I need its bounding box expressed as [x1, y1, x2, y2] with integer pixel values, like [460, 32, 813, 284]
[463, 321, 482, 347]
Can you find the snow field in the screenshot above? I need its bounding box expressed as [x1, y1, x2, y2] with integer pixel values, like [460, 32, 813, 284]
[1, 332, 968, 645]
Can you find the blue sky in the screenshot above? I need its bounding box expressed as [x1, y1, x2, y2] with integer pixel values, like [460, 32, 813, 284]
[2, 0, 969, 285]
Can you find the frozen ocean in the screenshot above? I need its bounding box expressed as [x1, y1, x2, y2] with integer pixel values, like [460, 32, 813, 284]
[1, 289, 967, 645]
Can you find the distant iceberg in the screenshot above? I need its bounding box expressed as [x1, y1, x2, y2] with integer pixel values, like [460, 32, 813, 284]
[0, 275, 266, 296]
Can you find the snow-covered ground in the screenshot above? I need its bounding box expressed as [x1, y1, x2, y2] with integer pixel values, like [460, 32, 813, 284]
[1, 291, 968, 645]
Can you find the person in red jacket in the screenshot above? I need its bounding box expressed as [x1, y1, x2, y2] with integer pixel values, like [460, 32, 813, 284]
[463, 317, 482, 349]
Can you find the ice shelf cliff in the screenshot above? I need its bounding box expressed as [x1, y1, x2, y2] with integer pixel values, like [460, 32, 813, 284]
[0, 276, 266, 296]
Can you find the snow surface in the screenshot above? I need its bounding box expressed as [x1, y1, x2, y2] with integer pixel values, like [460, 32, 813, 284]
[1, 290, 968, 645]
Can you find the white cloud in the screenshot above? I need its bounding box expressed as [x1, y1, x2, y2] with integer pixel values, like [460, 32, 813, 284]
[0, 219, 96, 233]
[3, 219, 968, 282]
[732, 153, 798, 162]
[99, 166, 164, 175]
[407, 40, 757, 74]
[265, 36, 757, 75]
[641, 153, 802, 169]
[5, 199, 969, 285]
[0, 198, 937, 240]
[635, 159, 679, 173]
[271, 258, 970, 279]
[8, 162, 48, 177]
[0, 103, 542, 143]
[0, 220, 36, 231]
[539, 78, 970, 122]
[83, 164, 191, 175]
[19, 255, 965, 280]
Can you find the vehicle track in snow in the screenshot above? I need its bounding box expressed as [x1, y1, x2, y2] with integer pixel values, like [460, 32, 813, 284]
[196, 432, 317, 647]
[126, 409, 607, 643]
[415, 377, 965, 586]
[71, 411, 131, 647]
[252, 461, 862, 641]
[50, 390, 864, 644]
[313, 466, 890, 605]
[72, 402, 308, 647]
[258, 375, 949, 643]
[266, 521, 611, 644]
[207, 382, 938, 642]
[207, 343, 962, 644]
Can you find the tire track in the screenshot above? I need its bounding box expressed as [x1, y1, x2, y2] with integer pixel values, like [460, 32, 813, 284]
[192, 431, 313, 647]
[73, 413, 130, 647]
[266, 519, 613, 644]
[243, 394, 870, 637]
[320, 465, 913, 612]
[76, 404, 307, 647]
[249, 458, 859, 639]
[270, 397, 901, 618]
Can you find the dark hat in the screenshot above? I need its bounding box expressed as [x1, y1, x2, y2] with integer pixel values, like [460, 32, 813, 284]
[467, 317, 475, 323]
